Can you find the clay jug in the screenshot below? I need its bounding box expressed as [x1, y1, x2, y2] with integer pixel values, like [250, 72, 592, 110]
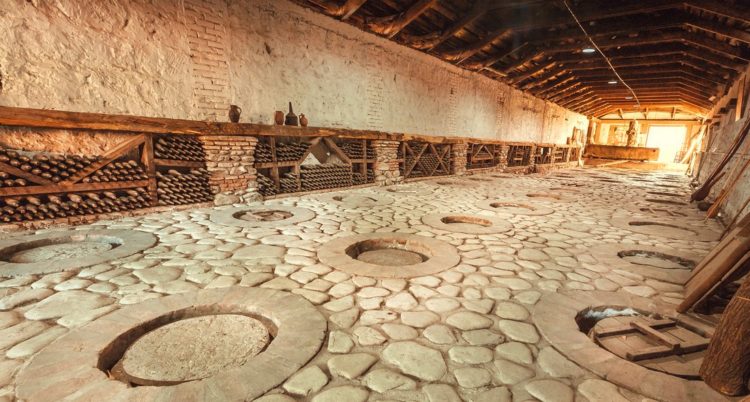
[285, 102, 299, 126]
[228, 105, 242, 123]
[274, 111, 284, 125]
[300, 113, 308, 127]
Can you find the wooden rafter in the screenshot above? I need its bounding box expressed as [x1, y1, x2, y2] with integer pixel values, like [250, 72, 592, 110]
[368, 0, 437, 38]
[308, 0, 368, 19]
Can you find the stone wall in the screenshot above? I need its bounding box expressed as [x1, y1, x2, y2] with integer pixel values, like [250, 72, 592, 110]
[0, 0, 587, 151]
[694, 65, 750, 226]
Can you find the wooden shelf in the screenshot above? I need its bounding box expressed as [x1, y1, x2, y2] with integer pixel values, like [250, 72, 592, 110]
[0, 180, 151, 197]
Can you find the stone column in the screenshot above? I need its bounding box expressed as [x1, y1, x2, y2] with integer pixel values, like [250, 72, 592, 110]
[372, 140, 402, 186]
[497, 145, 510, 171]
[528, 144, 538, 172]
[198, 135, 259, 205]
[451, 143, 468, 176]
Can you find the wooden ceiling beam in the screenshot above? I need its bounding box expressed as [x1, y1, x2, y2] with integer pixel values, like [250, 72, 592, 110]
[401, 1, 487, 50]
[594, 95, 712, 108]
[439, 28, 513, 62]
[509, 61, 558, 84]
[685, 15, 750, 45]
[584, 101, 613, 116]
[367, 0, 437, 38]
[594, 91, 712, 104]
[586, 82, 717, 97]
[563, 57, 735, 78]
[572, 68, 727, 86]
[402, 0, 542, 50]
[306, 0, 368, 19]
[532, 76, 578, 97]
[685, 1, 750, 25]
[575, 64, 727, 85]
[498, 0, 684, 33]
[552, 45, 744, 72]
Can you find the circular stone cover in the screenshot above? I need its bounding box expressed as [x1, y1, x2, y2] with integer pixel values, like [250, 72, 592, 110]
[15, 287, 326, 402]
[476, 199, 554, 216]
[421, 213, 513, 234]
[210, 205, 315, 228]
[0, 229, 157, 277]
[589, 244, 702, 284]
[318, 233, 460, 278]
[118, 314, 270, 385]
[610, 217, 720, 242]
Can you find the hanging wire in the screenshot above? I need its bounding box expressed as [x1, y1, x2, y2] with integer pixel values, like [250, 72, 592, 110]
[561, 0, 641, 109]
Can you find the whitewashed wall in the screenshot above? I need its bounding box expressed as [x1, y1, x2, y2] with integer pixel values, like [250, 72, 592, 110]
[0, 0, 587, 145]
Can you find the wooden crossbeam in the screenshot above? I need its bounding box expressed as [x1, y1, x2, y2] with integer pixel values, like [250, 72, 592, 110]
[307, 0, 368, 20]
[0, 161, 54, 186]
[439, 28, 511, 62]
[402, 0, 491, 50]
[368, 0, 437, 38]
[63, 134, 146, 184]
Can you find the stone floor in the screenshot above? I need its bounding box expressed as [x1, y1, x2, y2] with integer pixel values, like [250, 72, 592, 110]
[0, 166, 729, 402]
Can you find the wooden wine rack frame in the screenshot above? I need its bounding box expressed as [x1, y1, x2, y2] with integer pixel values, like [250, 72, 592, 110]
[467, 143, 502, 170]
[398, 141, 453, 180]
[0, 106, 583, 225]
[254, 136, 376, 196]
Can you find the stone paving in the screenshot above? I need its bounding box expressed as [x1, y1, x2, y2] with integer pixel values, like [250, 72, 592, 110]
[0, 166, 728, 402]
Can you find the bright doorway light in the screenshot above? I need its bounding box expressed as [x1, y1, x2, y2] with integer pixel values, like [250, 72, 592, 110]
[646, 125, 687, 163]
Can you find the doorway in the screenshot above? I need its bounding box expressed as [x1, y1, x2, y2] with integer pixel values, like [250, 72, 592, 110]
[646, 125, 687, 163]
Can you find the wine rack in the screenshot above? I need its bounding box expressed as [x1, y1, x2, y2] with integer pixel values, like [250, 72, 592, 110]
[338, 139, 375, 186]
[0, 133, 212, 225]
[254, 136, 361, 197]
[153, 135, 211, 206]
[398, 141, 452, 179]
[507, 145, 533, 167]
[466, 143, 502, 170]
[535, 146, 553, 165]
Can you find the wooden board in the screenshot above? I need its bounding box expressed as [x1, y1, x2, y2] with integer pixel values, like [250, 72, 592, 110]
[593, 316, 709, 379]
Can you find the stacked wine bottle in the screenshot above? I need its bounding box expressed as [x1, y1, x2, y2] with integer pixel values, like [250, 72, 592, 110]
[81, 160, 148, 183]
[154, 136, 205, 161]
[0, 188, 151, 223]
[156, 169, 212, 205]
[257, 172, 277, 196]
[300, 164, 351, 191]
[0, 149, 98, 183]
[339, 141, 374, 160]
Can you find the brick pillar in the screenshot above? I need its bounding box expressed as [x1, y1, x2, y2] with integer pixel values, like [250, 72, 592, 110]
[498, 145, 510, 170]
[198, 136, 259, 205]
[529, 144, 538, 172]
[372, 140, 402, 186]
[452, 143, 468, 176]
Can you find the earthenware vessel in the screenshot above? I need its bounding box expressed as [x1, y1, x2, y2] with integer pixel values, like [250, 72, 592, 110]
[274, 111, 284, 125]
[228, 105, 242, 123]
[300, 114, 308, 127]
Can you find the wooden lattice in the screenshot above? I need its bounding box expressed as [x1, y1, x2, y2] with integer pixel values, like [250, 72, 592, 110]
[398, 141, 452, 179]
[507, 145, 532, 167]
[466, 143, 501, 170]
[254, 136, 358, 197]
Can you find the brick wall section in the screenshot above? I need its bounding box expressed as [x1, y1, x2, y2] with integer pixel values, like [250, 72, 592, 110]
[198, 136, 257, 203]
[372, 140, 402, 186]
[184, 0, 231, 121]
[452, 143, 467, 176]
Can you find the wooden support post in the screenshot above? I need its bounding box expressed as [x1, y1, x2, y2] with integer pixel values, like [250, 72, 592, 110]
[700, 276, 750, 396]
[141, 134, 158, 206]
